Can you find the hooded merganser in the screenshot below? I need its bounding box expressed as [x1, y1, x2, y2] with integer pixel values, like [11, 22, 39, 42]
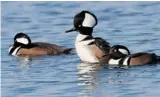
[100, 45, 160, 66]
[109, 45, 130, 58]
[66, 11, 110, 63]
[9, 33, 73, 56]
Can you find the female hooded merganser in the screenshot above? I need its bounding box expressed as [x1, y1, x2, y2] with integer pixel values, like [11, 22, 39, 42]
[66, 11, 111, 63]
[9, 33, 73, 56]
[101, 45, 160, 66]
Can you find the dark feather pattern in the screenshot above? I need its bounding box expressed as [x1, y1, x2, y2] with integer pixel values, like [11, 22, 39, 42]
[81, 36, 111, 55]
[94, 37, 111, 54]
[32, 42, 73, 54]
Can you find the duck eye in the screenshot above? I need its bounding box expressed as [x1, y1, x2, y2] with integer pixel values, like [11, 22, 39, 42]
[114, 49, 117, 52]
[78, 25, 81, 27]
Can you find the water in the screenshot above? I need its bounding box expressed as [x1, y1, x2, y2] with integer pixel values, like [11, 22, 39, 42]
[2, 1, 160, 97]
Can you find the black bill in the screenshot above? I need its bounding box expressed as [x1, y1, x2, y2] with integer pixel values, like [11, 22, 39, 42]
[65, 28, 77, 33]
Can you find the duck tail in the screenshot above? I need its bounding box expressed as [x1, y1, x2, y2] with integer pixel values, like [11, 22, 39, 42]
[63, 48, 74, 54]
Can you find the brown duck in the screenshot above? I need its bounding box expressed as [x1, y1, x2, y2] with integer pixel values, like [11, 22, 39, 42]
[9, 33, 73, 56]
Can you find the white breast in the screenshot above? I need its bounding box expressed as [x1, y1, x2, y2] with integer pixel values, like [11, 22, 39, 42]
[108, 57, 129, 66]
[108, 58, 121, 65]
[75, 34, 99, 63]
[11, 46, 21, 56]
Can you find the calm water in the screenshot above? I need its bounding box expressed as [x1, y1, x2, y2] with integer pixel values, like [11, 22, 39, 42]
[2, 1, 160, 97]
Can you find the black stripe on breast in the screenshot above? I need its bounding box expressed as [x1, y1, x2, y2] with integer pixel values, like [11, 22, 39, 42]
[119, 58, 125, 65]
[127, 57, 131, 66]
[80, 36, 95, 45]
[16, 47, 21, 55]
[9, 47, 15, 55]
[118, 57, 131, 66]
[9, 46, 21, 55]
[81, 36, 93, 41]
[87, 41, 95, 45]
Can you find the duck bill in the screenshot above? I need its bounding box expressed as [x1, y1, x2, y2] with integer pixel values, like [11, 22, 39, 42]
[65, 28, 77, 33]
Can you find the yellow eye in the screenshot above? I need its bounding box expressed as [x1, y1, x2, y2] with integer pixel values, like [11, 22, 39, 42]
[78, 25, 81, 27]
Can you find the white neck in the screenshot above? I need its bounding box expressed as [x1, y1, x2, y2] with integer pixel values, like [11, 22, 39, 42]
[76, 34, 94, 45]
[76, 34, 89, 42]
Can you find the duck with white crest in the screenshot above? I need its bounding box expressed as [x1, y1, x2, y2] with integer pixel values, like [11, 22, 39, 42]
[66, 10, 160, 66]
[9, 33, 73, 56]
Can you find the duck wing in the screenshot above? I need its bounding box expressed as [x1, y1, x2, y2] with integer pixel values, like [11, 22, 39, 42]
[94, 37, 111, 54]
[32, 42, 73, 54]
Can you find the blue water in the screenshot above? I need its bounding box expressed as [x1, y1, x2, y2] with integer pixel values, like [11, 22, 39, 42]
[2, 1, 160, 97]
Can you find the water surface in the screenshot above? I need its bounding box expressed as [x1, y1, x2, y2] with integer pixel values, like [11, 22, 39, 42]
[2, 1, 160, 97]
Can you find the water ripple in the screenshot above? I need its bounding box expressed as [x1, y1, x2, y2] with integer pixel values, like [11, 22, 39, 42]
[2, 1, 160, 97]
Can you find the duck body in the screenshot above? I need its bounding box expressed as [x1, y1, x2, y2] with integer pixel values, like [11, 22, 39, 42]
[66, 11, 111, 63]
[9, 33, 72, 56]
[75, 34, 110, 63]
[100, 45, 160, 66]
[11, 42, 71, 56]
[66, 10, 160, 66]
[101, 52, 160, 66]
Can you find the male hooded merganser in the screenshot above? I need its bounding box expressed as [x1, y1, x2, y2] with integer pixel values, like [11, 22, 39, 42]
[109, 45, 130, 58]
[66, 11, 110, 63]
[101, 45, 160, 66]
[66, 10, 160, 66]
[9, 33, 73, 56]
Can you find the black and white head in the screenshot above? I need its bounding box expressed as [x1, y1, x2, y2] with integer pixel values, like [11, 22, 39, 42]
[66, 10, 98, 35]
[14, 33, 31, 45]
[109, 45, 130, 58]
[9, 33, 31, 55]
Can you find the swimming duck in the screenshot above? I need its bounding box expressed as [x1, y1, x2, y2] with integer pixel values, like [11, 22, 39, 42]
[66, 11, 111, 63]
[9, 33, 73, 56]
[100, 45, 160, 66]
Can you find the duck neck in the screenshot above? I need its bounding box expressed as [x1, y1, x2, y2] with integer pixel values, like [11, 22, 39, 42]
[78, 27, 93, 36]
[76, 34, 93, 42]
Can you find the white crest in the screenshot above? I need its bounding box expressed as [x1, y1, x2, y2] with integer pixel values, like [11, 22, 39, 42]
[82, 13, 96, 27]
[118, 48, 129, 55]
[16, 37, 29, 45]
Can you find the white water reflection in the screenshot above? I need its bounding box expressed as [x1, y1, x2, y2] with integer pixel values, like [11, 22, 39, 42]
[77, 63, 104, 97]
[17, 56, 32, 68]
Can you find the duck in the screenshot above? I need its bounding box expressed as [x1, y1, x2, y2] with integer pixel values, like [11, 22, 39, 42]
[100, 45, 160, 66]
[65, 10, 111, 63]
[9, 32, 73, 56]
[66, 10, 160, 66]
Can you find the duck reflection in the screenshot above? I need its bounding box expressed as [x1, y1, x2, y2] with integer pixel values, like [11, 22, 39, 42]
[17, 56, 32, 68]
[77, 62, 104, 97]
